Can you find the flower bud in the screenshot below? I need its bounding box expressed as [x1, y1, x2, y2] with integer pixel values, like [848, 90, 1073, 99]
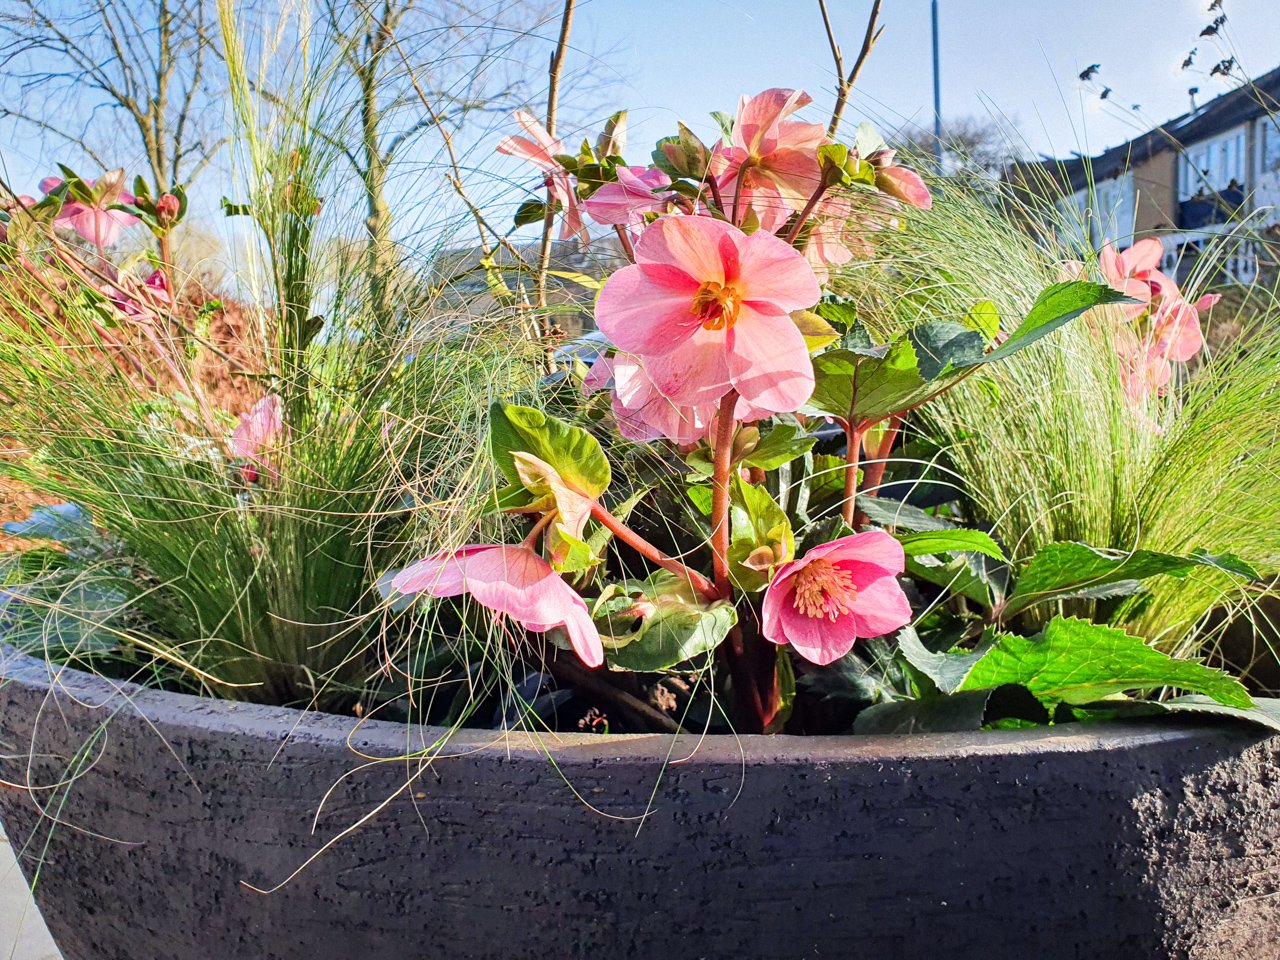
[155, 193, 181, 227]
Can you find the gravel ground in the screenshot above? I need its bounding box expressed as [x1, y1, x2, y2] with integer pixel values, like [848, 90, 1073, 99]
[0, 826, 61, 960]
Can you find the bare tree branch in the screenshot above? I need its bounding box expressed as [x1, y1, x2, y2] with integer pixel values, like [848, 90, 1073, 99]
[820, 0, 885, 140]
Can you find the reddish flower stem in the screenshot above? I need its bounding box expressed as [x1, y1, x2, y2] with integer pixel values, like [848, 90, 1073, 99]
[612, 224, 636, 263]
[841, 419, 869, 528]
[588, 501, 718, 601]
[784, 181, 830, 246]
[859, 415, 901, 497]
[709, 391, 739, 597]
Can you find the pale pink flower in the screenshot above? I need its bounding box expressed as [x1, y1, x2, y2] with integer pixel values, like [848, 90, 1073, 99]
[1099, 238, 1166, 320]
[39, 174, 140, 248]
[761, 530, 912, 666]
[801, 195, 861, 282]
[584, 352, 770, 445]
[496, 111, 588, 244]
[581, 166, 673, 230]
[393, 544, 603, 667]
[232, 394, 284, 484]
[594, 215, 820, 414]
[873, 164, 933, 210]
[712, 88, 827, 228]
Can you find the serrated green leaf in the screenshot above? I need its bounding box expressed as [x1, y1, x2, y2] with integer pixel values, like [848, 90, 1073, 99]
[907, 321, 986, 380]
[898, 529, 1006, 562]
[965, 300, 1001, 340]
[1160, 695, 1280, 732]
[489, 403, 610, 498]
[985, 281, 1134, 362]
[959, 617, 1252, 710]
[1002, 541, 1233, 619]
[896, 626, 990, 694]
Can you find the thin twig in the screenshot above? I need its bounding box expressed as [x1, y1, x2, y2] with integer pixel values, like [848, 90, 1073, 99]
[821, 0, 885, 139]
[534, 0, 577, 313]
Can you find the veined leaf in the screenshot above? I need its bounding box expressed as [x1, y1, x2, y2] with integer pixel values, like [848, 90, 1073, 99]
[488, 403, 610, 498]
[898, 529, 1006, 562]
[959, 617, 1251, 710]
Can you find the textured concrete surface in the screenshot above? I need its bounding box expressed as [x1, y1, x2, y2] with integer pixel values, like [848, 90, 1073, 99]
[1, 825, 61, 960]
[3, 646, 1280, 960]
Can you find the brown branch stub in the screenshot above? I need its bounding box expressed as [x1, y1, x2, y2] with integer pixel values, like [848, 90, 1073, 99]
[821, 0, 885, 140]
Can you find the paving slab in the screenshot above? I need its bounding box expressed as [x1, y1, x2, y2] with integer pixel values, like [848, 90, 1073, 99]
[0, 826, 61, 960]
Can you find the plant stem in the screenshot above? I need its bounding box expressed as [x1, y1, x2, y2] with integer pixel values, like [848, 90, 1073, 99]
[784, 181, 830, 246]
[710, 391, 739, 597]
[858, 414, 901, 497]
[612, 224, 636, 263]
[820, 0, 885, 140]
[841, 419, 868, 527]
[533, 0, 577, 316]
[589, 501, 718, 600]
[543, 650, 681, 733]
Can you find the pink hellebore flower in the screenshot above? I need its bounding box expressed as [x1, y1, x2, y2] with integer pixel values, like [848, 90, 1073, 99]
[581, 165, 673, 230]
[496, 111, 588, 244]
[232, 394, 284, 484]
[594, 216, 821, 415]
[761, 530, 913, 666]
[392, 545, 604, 667]
[1099, 238, 1166, 320]
[712, 88, 827, 230]
[584, 352, 771, 445]
[39, 175, 140, 249]
[873, 163, 933, 210]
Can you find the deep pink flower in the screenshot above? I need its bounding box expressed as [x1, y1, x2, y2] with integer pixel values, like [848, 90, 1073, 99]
[232, 394, 284, 483]
[594, 215, 820, 414]
[393, 544, 603, 667]
[761, 530, 912, 666]
[496, 111, 588, 244]
[39, 174, 139, 248]
[712, 88, 827, 229]
[582, 165, 672, 229]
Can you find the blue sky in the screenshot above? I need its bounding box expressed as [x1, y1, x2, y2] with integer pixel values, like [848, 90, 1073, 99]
[573, 0, 1280, 161]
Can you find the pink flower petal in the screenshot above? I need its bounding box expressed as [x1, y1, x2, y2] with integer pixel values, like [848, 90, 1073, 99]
[875, 166, 932, 210]
[642, 327, 734, 406]
[595, 263, 702, 355]
[735, 228, 822, 310]
[725, 307, 814, 413]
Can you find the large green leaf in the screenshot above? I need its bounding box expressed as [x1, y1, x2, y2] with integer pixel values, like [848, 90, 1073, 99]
[896, 626, 991, 694]
[959, 617, 1251, 710]
[985, 281, 1133, 362]
[1001, 542, 1255, 619]
[600, 574, 738, 672]
[806, 282, 1132, 428]
[488, 402, 610, 498]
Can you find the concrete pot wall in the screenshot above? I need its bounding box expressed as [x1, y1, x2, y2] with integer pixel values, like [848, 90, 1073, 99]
[1, 646, 1279, 960]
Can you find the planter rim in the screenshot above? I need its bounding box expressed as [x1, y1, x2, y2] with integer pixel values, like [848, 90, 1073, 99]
[0, 645, 1258, 765]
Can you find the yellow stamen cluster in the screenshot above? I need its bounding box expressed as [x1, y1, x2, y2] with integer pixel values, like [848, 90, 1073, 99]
[791, 558, 859, 621]
[691, 280, 742, 330]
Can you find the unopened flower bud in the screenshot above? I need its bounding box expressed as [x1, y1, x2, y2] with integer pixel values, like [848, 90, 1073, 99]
[155, 193, 181, 227]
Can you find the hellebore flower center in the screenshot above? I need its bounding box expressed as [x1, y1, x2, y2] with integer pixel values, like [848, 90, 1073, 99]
[692, 280, 743, 330]
[790, 558, 859, 621]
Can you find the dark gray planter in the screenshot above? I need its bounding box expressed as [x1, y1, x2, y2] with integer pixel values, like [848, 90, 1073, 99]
[2, 646, 1279, 960]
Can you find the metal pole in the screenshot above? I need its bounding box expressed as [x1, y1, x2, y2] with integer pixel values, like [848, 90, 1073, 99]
[932, 0, 943, 174]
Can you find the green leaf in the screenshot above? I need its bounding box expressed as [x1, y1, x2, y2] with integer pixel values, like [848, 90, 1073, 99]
[710, 110, 735, 140]
[898, 529, 1006, 562]
[1002, 542, 1238, 619]
[728, 475, 794, 592]
[601, 574, 738, 672]
[595, 109, 627, 160]
[790, 309, 840, 351]
[853, 122, 887, 160]
[959, 617, 1252, 710]
[743, 423, 816, 470]
[853, 689, 993, 734]
[220, 197, 252, 218]
[488, 403, 610, 498]
[1160, 695, 1280, 732]
[906, 321, 985, 380]
[985, 281, 1134, 362]
[514, 199, 548, 227]
[855, 494, 954, 532]
[964, 300, 1001, 340]
[765, 647, 797, 734]
[905, 551, 1003, 607]
[896, 626, 990, 694]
